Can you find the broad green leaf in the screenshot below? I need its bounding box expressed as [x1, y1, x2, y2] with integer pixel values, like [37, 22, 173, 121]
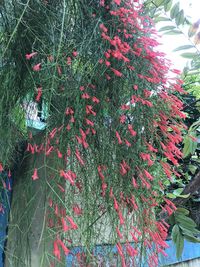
[164, 0, 172, 12]
[176, 230, 184, 259]
[177, 193, 190, 199]
[189, 119, 200, 130]
[164, 30, 182, 35]
[183, 132, 197, 158]
[166, 193, 176, 199]
[172, 224, 180, 243]
[159, 26, 176, 32]
[175, 10, 185, 26]
[183, 135, 196, 158]
[176, 214, 197, 228]
[180, 225, 200, 235]
[154, 16, 171, 22]
[175, 208, 189, 216]
[170, 2, 180, 20]
[188, 164, 198, 174]
[154, 0, 165, 6]
[184, 235, 200, 243]
[173, 45, 195, 52]
[173, 188, 184, 195]
[181, 52, 198, 59]
[173, 189, 190, 199]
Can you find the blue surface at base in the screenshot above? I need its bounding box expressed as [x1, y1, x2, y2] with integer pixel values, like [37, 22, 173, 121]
[66, 239, 200, 267]
[0, 172, 200, 267]
[159, 239, 200, 266]
[0, 173, 13, 267]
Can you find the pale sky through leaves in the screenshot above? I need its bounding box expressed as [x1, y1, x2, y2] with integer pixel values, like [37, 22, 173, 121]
[157, 0, 200, 70]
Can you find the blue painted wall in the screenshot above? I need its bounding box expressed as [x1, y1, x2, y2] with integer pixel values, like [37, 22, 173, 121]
[0, 172, 200, 267]
[0, 173, 12, 267]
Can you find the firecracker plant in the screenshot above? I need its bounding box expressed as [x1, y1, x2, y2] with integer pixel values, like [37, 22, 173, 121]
[0, 0, 189, 266]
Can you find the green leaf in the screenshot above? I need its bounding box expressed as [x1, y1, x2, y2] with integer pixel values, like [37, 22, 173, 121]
[154, 0, 166, 6]
[180, 52, 197, 59]
[154, 16, 171, 22]
[175, 10, 185, 26]
[176, 214, 197, 228]
[159, 26, 176, 32]
[183, 134, 197, 158]
[176, 208, 189, 216]
[170, 2, 180, 20]
[164, 30, 182, 35]
[176, 230, 184, 259]
[172, 224, 180, 243]
[173, 188, 184, 195]
[184, 235, 200, 243]
[166, 193, 176, 199]
[164, 0, 173, 12]
[188, 164, 198, 174]
[177, 193, 190, 199]
[180, 225, 200, 235]
[172, 188, 190, 198]
[173, 45, 195, 52]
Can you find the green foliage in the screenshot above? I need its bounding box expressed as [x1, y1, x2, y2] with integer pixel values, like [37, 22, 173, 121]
[171, 208, 200, 259]
[173, 45, 194, 52]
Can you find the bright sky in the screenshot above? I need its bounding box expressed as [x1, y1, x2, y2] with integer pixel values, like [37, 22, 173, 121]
[158, 0, 200, 70]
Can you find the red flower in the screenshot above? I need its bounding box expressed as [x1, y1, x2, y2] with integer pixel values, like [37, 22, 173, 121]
[116, 131, 123, 144]
[67, 57, 72, 65]
[35, 87, 42, 102]
[111, 68, 123, 77]
[72, 50, 78, 57]
[81, 93, 90, 99]
[75, 148, 85, 166]
[53, 240, 61, 260]
[32, 168, 39, 180]
[127, 124, 137, 137]
[61, 217, 70, 232]
[25, 52, 37, 60]
[0, 163, 3, 172]
[116, 227, 123, 239]
[57, 238, 70, 256]
[99, 23, 108, 33]
[86, 105, 96, 116]
[33, 63, 41, 71]
[85, 118, 94, 126]
[66, 216, 78, 230]
[114, 197, 119, 211]
[92, 96, 100, 103]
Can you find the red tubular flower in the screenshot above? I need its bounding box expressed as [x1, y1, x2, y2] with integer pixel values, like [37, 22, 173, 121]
[126, 243, 138, 257]
[73, 204, 82, 216]
[32, 168, 39, 180]
[35, 87, 42, 102]
[116, 131, 123, 144]
[75, 148, 85, 166]
[72, 50, 78, 57]
[92, 96, 100, 103]
[111, 68, 123, 77]
[66, 216, 78, 230]
[81, 93, 90, 99]
[53, 240, 61, 260]
[116, 227, 123, 239]
[61, 217, 70, 232]
[25, 52, 37, 60]
[33, 63, 41, 71]
[57, 238, 70, 256]
[0, 163, 4, 172]
[127, 124, 137, 137]
[116, 242, 124, 258]
[114, 197, 119, 211]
